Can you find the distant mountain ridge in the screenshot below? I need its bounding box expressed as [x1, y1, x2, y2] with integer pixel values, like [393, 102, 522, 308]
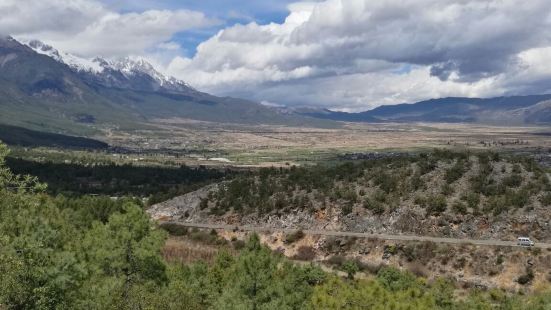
[299, 95, 551, 125]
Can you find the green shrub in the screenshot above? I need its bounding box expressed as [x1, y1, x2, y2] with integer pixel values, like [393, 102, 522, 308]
[502, 174, 522, 188]
[462, 192, 480, 210]
[445, 159, 467, 184]
[341, 203, 353, 215]
[342, 189, 358, 202]
[384, 244, 398, 255]
[341, 260, 360, 279]
[517, 268, 534, 285]
[159, 222, 188, 236]
[377, 267, 418, 291]
[484, 195, 508, 215]
[363, 197, 385, 215]
[529, 247, 541, 256]
[426, 195, 447, 215]
[372, 189, 387, 202]
[505, 189, 529, 208]
[452, 201, 468, 214]
[373, 172, 399, 193]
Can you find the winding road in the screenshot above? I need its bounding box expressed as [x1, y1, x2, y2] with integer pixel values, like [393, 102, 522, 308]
[162, 221, 551, 249]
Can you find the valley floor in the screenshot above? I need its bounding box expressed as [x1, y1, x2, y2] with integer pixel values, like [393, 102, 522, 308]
[103, 121, 551, 166]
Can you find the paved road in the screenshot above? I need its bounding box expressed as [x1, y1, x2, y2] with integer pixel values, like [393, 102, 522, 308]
[162, 221, 551, 249]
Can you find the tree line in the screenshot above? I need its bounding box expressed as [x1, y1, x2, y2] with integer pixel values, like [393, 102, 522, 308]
[6, 157, 229, 204]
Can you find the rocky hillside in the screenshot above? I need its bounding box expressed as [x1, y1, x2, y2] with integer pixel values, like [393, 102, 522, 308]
[212, 229, 551, 292]
[149, 150, 551, 241]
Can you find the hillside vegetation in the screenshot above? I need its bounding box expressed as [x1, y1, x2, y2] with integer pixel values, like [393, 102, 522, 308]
[206, 150, 550, 216]
[2, 143, 551, 308]
[0, 124, 108, 149]
[197, 150, 551, 239]
[6, 157, 228, 203]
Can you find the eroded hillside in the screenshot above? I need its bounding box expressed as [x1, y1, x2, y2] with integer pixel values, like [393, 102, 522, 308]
[150, 150, 551, 241]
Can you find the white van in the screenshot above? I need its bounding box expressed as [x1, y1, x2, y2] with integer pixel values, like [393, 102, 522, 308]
[517, 237, 534, 247]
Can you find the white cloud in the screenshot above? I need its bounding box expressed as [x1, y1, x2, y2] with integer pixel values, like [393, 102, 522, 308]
[0, 0, 104, 35]
[4, 0, 218, 58]
[209, 68, 501, 112]
[157, 41, 181, 51]
[4, 0, 551, 110]
[165, 0, 551, 110]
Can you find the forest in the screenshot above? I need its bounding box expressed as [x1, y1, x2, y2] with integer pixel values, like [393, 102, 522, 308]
[1, 143, 551, 309]
[6, 157, 229, 204]
[0, 124, 108, 149]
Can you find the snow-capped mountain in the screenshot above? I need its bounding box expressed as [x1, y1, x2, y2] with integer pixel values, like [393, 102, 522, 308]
[27, 40, 104, 73]
[25, 40, 194, 94]
[0, 35, 330, 134]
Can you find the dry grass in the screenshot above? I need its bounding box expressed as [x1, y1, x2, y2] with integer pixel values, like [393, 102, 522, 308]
[162, 236, 236, 264]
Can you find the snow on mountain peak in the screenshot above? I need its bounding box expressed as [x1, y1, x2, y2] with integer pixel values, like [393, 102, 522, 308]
[27, 40, 63, 62]
[106, 57, 191, 88]
[23, 39, 192, 91]
[26, 40, 104, 74]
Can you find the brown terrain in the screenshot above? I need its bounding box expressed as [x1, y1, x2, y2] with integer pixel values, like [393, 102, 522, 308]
[104, 121, 551, 167]
[148, 149, 551, 291]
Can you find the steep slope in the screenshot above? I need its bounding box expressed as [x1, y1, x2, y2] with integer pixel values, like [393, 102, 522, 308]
[26, 39, 198, 94]
[23, 39, 333, 127]
[522, 100, 551, 123]
[0, 36, 138, 135]
[0, 36, 334, 136]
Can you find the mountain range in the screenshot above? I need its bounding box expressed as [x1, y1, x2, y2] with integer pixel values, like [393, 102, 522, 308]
[298, 95, 551, 125]
[0, 35, 331, 136]
[0, 35, 550, 139]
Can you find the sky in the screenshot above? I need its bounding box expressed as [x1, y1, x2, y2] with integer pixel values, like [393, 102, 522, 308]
[2, 0, 551, 111]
